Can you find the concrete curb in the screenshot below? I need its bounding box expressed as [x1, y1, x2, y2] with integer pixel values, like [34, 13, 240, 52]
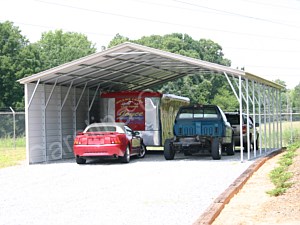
[193, 149, 285, 225]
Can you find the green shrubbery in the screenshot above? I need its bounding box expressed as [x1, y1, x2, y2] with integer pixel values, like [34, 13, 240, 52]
[267, 142, 300, 196]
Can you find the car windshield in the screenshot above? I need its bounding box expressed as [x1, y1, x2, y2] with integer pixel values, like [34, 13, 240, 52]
[178, 107, 218, 119]
[86, 126, 117, 132]
[226, 115, 240, 125]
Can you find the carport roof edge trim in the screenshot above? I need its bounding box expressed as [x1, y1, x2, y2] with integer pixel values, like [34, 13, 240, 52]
[18, 42, 284, 90]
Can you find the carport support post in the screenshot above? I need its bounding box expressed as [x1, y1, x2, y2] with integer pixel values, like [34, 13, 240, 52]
[252, 80, 256, 157]
[258, 84, 262, 155]
[263, 85, 267, 153]
[272, 88, 276, 149]
[279, 90, 283, 148]
[246, 79, 250, 159]
[239, 76, 244, 162]
[276, 89, 280, 148]
[73, 87, 77, 138]
[268, 87, 272, 150]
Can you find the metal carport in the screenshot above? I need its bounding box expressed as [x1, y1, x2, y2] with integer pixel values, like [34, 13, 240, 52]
[18, 42, 284, 164]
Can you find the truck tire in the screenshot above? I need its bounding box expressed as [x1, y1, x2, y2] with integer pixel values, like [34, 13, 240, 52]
[164, 139, 175, 160]
[226, 136, 235, 156]
[211, 138, 222, 160]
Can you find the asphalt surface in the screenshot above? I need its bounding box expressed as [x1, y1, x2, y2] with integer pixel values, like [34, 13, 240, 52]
[0, 152, 254, 225]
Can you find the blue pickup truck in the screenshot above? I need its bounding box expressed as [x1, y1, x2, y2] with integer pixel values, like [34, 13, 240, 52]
[164, 104, 234, 160]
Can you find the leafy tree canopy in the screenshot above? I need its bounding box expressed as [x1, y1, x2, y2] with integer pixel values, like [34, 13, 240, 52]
[109, 33, 231, 104]
[0, 24, 97, 108]
[291, 82, 300, 110]
[0, 21, 28, 108]
[37, 29, 97, 70]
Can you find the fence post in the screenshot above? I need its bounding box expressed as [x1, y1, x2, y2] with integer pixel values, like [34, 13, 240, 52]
[9, 107, 16, 149]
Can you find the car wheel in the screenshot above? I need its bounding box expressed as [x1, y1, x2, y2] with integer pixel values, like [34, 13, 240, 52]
[138, 144, 146, 158]
[120, 146, 130, 163]
[164, 139, 175, 160]
[211, 138, 222, 160]
[76, 156, 86, 164]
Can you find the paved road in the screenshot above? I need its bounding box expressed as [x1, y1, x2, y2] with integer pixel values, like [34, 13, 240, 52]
[0, 152, 254, 225]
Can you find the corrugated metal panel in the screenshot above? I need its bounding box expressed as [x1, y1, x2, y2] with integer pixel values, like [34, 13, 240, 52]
[61, 86, 75, 159]
[18, 42, 284, 90]
[27, 83, 46, 164]
[44, 85, 62, 161]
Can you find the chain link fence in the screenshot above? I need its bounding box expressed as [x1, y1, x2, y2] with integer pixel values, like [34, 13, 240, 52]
[0, 108, 25, 148]
[0, 107, 299, 148]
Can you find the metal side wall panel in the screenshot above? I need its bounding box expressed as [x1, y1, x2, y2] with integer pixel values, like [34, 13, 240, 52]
[26, 83, 46, 164]
[76, 88, 89, 132]
[45, 85, 62, 161]
[89, 88, 101, 123]
[61, 86, 75, 159]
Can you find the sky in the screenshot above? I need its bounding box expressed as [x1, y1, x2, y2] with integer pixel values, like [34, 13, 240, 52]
[1, 0, 300, 89]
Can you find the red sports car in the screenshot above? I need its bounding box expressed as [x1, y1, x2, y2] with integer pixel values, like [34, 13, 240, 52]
[73, 122, 146, 164]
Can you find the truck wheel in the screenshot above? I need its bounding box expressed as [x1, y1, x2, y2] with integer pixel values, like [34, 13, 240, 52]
[76, 156, 86, 164]
[211, 139, 222, 160]
[164, 139, 175, 160]
[184, 151, 192, 156]
[226, 136, 235, 156]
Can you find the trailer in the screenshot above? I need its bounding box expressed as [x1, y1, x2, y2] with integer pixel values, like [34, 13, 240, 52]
[99, 91, 189, 150]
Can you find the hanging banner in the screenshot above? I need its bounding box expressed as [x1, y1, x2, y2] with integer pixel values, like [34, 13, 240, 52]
[115, 97, 145, 130]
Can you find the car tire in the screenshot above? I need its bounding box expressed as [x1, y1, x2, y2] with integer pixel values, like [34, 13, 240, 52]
[226, 137, 235, 156]
[138, 144, 146, 158]
[164, 139, 175, 160]
[244, 140, 253, 152]
[76, 156, 86, 164]
[120, 146, 130, 163]
[211, 138, 222, 160]
[184, 151, 192, 156]
[255, 134, 259, 150]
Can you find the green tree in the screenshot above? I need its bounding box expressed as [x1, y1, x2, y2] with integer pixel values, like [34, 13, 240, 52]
[133, 33, 231, 103]
[211, 87, 239, 111]
[0, 24, 97, 108]
[0, 21, 28, 108]
[291, 82, 300, 111]
[108, 33, 130, 48]
[37, 30, 96, 70]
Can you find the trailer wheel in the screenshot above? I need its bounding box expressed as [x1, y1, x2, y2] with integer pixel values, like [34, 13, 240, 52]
[211, 138, 222, 160]
[164, 139, 175, 160]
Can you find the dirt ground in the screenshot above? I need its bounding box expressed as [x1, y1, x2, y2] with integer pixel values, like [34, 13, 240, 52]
[212, 148, 300, 225]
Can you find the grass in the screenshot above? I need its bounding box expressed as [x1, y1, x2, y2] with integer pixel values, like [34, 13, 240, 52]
[260, 121, 300, 147]
[266, 141, 300, 196]
[0, 137, 26, 168]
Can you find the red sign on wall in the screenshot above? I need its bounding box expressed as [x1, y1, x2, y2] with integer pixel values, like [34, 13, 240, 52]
[115, 97, 145, 131]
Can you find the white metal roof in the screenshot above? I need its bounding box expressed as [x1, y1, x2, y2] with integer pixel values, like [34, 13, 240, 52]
[18, 42, 284, 90]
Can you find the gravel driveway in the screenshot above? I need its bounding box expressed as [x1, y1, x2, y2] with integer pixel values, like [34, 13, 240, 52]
[0, 152, 253, 225]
